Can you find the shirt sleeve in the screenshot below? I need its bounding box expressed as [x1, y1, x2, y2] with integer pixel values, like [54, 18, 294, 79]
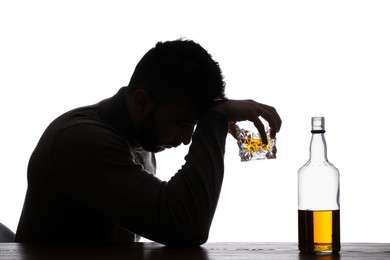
[53, 110, 228, 246]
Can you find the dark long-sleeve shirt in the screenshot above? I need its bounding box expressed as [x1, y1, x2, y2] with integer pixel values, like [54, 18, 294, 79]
[15, 87, 228, 245]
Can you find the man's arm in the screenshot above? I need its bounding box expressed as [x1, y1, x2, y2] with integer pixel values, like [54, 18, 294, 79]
[54, 110, 228, 246]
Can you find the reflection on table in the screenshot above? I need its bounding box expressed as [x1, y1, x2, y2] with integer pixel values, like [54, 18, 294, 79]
[0, 242, 389, 260]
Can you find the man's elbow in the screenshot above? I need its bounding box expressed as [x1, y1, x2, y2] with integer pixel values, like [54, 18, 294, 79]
[186, 229, 209, 246]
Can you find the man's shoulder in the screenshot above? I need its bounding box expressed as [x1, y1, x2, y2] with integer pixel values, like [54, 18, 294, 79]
[51, 105, 126, 146]
[58, 104, 103, 129]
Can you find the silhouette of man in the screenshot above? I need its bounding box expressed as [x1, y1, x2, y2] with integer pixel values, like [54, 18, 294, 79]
[15, 39, 281, 245]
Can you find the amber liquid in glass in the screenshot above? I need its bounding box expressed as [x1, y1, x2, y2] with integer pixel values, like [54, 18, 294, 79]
[298, 209, 340, 254]
[241, 137, 271, 153]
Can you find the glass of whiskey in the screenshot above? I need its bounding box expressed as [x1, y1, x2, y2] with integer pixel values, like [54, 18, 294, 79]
[235, 120, 276, 161]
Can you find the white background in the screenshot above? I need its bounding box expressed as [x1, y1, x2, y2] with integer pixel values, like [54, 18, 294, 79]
[1, 1, 389, 243]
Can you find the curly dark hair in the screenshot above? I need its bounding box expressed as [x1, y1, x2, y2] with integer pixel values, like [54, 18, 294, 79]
[127, 39, 226, 114]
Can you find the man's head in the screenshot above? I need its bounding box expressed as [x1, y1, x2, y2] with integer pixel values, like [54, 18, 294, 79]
[128, 38, 226, 113]
[126, 39, 226, 152]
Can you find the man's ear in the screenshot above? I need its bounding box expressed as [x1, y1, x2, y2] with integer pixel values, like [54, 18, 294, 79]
[133, 89, 154, 118]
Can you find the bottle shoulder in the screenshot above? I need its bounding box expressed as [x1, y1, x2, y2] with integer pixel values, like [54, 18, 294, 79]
[302, 160, 335, 167]
[298, 161, 340, 175]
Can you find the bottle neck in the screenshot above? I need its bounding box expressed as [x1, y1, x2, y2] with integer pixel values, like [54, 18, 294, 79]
[309, 131, 328, 162]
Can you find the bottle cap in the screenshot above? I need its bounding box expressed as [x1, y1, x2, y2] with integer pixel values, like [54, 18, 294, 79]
[311, 116, 325, 133]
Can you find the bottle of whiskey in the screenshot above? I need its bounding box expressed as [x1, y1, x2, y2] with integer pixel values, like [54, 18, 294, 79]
[298, 117, 340, 254]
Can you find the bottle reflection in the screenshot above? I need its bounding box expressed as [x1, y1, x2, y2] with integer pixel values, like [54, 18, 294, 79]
[299, 252, 340, 260]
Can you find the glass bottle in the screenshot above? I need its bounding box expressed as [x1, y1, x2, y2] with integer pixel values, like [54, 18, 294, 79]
[298, 117, 340, 254]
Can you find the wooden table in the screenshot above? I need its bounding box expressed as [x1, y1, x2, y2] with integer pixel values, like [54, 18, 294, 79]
[0, 242, 389, 259]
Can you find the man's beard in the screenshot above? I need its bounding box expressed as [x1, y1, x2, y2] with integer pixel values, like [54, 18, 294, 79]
[135, 110, 164, 153]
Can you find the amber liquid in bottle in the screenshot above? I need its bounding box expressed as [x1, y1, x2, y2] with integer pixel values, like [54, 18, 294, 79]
[298, 209, 340, 253]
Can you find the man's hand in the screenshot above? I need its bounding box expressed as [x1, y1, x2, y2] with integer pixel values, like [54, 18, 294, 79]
[213, 99, 282, 144]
